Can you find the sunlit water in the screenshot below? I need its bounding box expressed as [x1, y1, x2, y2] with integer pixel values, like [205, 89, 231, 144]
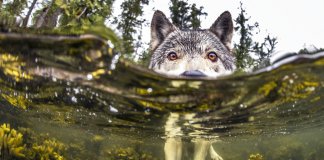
[0, 33, 324, 160]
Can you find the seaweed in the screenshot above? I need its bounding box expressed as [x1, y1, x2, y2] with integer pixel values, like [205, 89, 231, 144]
[0, 123, 66, 160]
[248, 153, 264, 160]
[0, 123, 25, 159]
[103, 147, 160, 160]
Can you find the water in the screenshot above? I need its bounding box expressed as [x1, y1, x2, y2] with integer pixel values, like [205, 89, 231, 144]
[0, 32, 324, 160]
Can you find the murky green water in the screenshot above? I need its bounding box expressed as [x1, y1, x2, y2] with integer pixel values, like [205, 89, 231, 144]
[0, 32, 324, 160]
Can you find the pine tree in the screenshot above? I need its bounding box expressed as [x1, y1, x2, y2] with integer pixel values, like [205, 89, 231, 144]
[114, 0, 149, 57]
[169, 0, 207, 29]
[233, 2, 277, 70]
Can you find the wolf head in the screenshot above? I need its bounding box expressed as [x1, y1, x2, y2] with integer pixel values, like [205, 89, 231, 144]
[149, 10, 235, 77]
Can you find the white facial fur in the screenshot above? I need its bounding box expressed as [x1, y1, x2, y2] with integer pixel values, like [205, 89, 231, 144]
[150, 10, 235, 78]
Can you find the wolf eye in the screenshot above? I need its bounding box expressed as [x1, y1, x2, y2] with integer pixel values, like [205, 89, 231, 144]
[167, 52, 178, 61]
[207, 52, 218, 62]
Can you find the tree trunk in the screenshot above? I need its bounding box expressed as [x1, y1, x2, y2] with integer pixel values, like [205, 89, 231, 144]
[22, 0, 38, 27]
[0, 0, 3, 9]
[35, 2, 52, 28]
[45, 8, 62, 28]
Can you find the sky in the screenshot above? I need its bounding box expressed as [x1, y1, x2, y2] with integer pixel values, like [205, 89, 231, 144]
[131, 0, 324, 54]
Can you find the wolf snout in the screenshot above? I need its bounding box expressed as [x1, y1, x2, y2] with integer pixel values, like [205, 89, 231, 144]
[181, 70, 206, 77]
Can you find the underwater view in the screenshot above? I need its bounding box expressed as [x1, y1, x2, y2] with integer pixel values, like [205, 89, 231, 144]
[0, 32, 324, 160]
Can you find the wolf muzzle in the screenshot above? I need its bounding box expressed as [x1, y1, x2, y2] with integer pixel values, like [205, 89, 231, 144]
[181, 70, 206, 77]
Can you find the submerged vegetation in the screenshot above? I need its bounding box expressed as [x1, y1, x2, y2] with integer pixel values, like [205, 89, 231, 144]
[248, 153, 264, 160]
[0, 53, 32, 82]
[103, 147, 159, 160]
[0, 123, 65, 160]
[0, 53, 31, 110]
[0, 123, 25, 159]
[258, 73, 319, 102]
[0, 123, 160, 160]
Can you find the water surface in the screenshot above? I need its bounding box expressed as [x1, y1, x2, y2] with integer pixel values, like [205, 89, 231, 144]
[0, 32, 323, 160]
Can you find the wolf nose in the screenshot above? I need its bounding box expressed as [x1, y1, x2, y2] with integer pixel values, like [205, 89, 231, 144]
[181, 70, 206, 77]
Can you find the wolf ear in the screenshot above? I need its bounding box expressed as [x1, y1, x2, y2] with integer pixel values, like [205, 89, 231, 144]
[210, 11, 233, 49]
[150, 10, 176, 51]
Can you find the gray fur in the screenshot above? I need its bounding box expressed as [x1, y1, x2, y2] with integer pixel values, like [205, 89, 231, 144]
[150, 11, 233, 160]
[150, 10, 176, 51]
[149, 10, 235, 77]
[210, 11, 233, 50]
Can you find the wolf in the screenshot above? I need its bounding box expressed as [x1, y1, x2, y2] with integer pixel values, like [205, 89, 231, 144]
[149, 10, 235, 77]
[149, 10, 235, 160]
